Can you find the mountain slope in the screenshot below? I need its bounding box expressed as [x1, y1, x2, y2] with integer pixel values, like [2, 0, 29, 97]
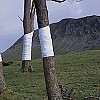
[2, 15, 100, 61]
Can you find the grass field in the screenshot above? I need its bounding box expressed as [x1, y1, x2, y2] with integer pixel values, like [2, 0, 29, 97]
[0, 50, 100, 100]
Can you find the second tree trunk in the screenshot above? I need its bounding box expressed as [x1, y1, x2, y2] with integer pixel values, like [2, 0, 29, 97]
[34, 0, 62, 99]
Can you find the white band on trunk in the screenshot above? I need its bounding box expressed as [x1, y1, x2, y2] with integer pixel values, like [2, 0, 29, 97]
[39, 26, 54, 58]
[0, 54, 2, 62]
[22, 32, 33, 60]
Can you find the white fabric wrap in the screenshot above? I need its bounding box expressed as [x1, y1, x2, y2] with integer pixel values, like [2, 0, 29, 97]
[0, 54, 2, 62]
[22, 32, 33, 60]
[39, 26, 54, 58]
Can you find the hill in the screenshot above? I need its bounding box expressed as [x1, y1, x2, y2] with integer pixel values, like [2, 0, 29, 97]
[2, 15, 100, 61]
[0, 50, 100, 100]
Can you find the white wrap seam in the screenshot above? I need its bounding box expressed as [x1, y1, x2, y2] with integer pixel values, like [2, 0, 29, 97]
[39, 26, 54, 58]
[0, 54, 2, 62]
[22, 32, 33, 60]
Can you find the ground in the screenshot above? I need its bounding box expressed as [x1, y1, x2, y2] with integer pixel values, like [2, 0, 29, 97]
[0, 50, 100, 100]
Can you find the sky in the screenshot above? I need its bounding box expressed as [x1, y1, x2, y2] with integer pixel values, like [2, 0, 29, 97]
[0, 0, 100, 53]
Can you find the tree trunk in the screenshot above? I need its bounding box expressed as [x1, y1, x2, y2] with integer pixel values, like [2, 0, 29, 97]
[21, 0, 35, 72]
[21, 60, 33, 72]
[43, 57, 62, 100]
[34, 0, 49, 28]
[34, 0, 62, 99]
[0, 55, 5, 93]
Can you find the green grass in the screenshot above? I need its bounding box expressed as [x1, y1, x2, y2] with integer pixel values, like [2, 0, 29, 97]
[0, 50, 100, 100]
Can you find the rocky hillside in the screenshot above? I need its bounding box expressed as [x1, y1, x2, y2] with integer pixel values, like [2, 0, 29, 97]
[2, 15, 100, 61]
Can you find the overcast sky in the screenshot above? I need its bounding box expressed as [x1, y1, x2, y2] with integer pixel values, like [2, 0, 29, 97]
[0, 0, 100, 53]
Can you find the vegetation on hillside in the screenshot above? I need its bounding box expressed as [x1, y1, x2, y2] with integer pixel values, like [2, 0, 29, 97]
[0, 50, 100, 100]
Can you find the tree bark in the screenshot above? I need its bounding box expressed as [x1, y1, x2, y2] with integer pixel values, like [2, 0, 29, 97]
[43, 57, 62, 100]
[0, 62, 5, 93]
[21, 0, 35, 72]
[34, 0, 49, 28]
[34, 0, 62, 99]
[21, 60, 33, 72]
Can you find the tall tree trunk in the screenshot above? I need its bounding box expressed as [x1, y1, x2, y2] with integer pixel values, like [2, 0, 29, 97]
[0, 54, 5, 93]
[34, 0, 62, 99]
[43, 57, 63, 100]
[21, 0, 35, 72]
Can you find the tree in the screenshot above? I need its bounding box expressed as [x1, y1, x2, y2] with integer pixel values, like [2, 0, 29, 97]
[34, 0, 83, 99]
[21, 0, 83, 99]
[21, 0, 62, 98]
[0, 54, 5, 93]
[21, 0, 35, 72]
[34, 0, 63, 99]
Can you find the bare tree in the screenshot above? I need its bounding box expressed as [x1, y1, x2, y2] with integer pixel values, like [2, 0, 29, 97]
[21, 0, 35, 72]
[34, 0, 83, 99]
[34, 0, 63, 99]
[21, 0, 83, 99]
[21, 0, 62, 98]
[0, 54, 5, 93]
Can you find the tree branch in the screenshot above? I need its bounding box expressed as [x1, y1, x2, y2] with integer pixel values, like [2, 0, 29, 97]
[30, 0, 35, 32]
[30, 0, 35, 16]
[18, 15, 23, 22]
